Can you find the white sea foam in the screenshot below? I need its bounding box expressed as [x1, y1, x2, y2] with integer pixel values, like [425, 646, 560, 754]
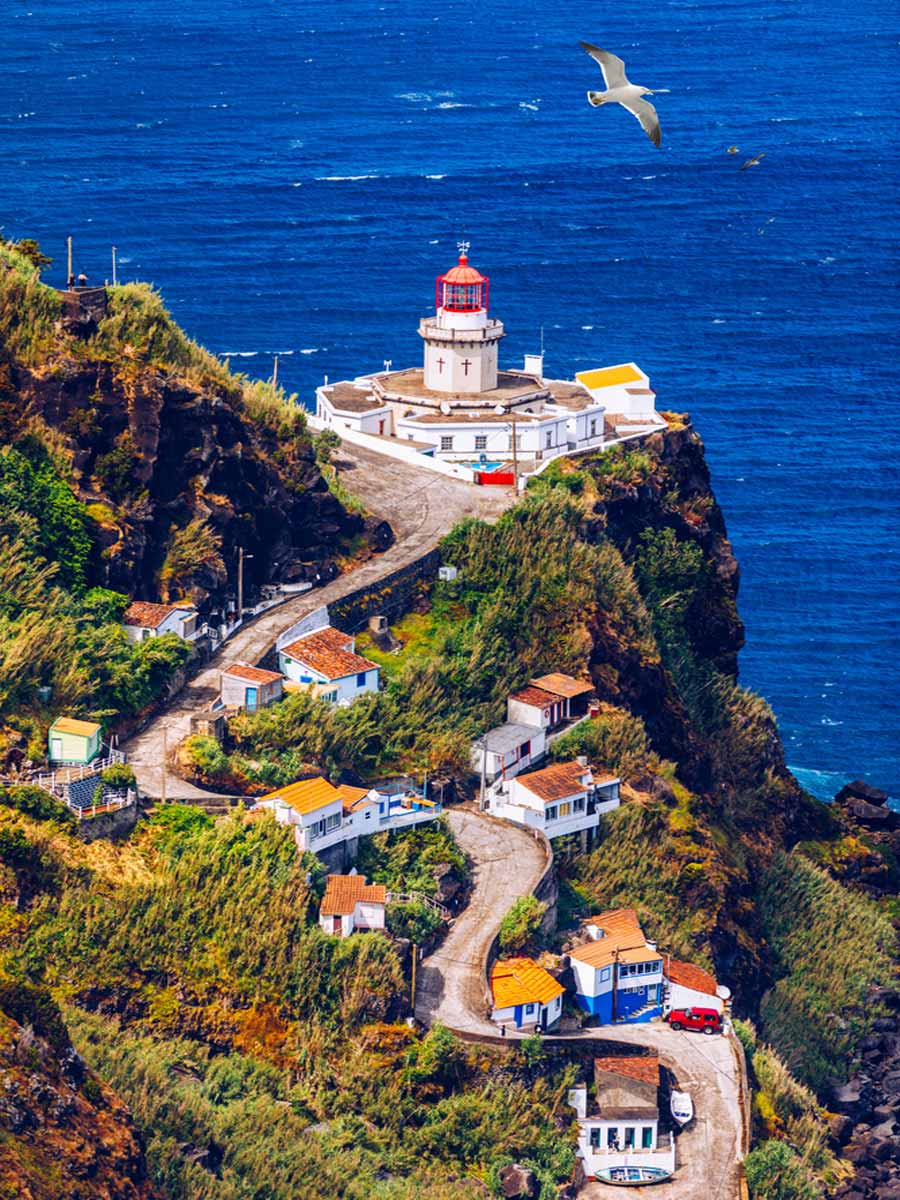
[221, 351, 257, 358]
[300, 348, 322, 355]
[519, 102, 540, 112]
[437, 102, 465, 109]
[425, 174, 445, 180]
[712, 318, 726, 324]
[316, 174, 379, 181]
[581, 325, 594, 330]
[396, 92, 431, 103]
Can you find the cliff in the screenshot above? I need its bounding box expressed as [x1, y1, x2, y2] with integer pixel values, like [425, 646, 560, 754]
[0, 242, 371, 608]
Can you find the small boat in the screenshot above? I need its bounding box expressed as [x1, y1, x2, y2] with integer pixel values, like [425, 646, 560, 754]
[595, 1165, 673, 1186]
[670, 1089, 693, 1126]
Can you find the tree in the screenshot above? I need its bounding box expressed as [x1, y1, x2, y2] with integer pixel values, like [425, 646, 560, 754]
[499, 896, 547, 952]
[313, 428, 340, 466]
[13, 239, 53, 273]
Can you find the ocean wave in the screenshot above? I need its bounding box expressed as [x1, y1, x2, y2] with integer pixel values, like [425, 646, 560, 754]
[519, 102, 540, 112]
[315, 174, 379, 181]
[425, 174, 445, 180]
[221, 351, 257, 358]
[396, 92, 431, 103]
[436, 101, 466, 109]
[300, 347, 323, 355]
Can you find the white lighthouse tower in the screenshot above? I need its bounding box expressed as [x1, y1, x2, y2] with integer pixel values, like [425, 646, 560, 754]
[418, 242, 505, 394]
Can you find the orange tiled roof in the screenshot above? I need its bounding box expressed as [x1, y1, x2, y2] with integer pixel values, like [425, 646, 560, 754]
[491, 957, 565, 1009]
[666, 959, 718, 997]
[570, 908, 659, 970]
[516, 760, 591, 804]
[222, 662, 284, 685]
[509, 685, 558, 709]
[50, 716, 101, 737]
[258, 776, 342, 815]
[337, 784, 373, 814]
[530, 673, 594, 699]
[595, 1053, 659, 1088]
[281, 626, 378, 682]
[320, 874, 387, 916]
[123, 600, 189, 628]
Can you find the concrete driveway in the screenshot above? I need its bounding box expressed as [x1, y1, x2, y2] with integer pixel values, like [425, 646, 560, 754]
[125, 440, 513, 801]
[415, 807, 549, 1037]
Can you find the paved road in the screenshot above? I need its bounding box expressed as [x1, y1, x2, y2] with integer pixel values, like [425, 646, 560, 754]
[415, 807, 550, 1036]
[125, 441, 513, 800]
[574, 1022, 745, 1200]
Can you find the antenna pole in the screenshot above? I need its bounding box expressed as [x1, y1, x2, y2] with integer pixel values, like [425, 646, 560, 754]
[67, 236, 73, 286]
[272, 355, 278, 388]
[111, 246, 117, 287]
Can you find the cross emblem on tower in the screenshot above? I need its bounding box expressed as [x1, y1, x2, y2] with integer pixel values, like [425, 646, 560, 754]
[461, 358, 472, 376]
[436, 357, 445, 373]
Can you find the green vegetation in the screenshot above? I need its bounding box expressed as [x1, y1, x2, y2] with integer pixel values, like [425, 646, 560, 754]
[758, 851, 895, 1090]
[158, 516, 224, 602]
[0, 784, 75, 829]
[356, 819, 467, 898]
[499, 896, 547, 952]
[739, 1020, 851, 1199]
[550, 703, 655, 778]
[0, 804, 576, 1200]
[0, 238, 61, 363]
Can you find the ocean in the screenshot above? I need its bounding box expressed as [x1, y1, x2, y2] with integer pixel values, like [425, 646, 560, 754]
[3, 0, 898, 799]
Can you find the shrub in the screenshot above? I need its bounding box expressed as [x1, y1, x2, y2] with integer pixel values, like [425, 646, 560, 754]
[94, 433, 141, 500]
[744, 1140, 817, 1200]
[499, 896, 547, 951]
[550, 704, 652, 779]
[182, 734, 229, 781]
[100, 763, 135, 789]
[157, 517, 224, 601]
[386, 900, 442, 943]
[1, 784, 75, 828]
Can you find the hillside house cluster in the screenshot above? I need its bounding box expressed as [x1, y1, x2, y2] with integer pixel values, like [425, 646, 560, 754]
[489, 907, 727, 1034]
[474, 672, 596, 785]
[569, 1053, 676, 1180]
[253, 775, 441, 856]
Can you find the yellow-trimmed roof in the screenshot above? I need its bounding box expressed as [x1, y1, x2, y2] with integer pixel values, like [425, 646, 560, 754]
[576, 363, 643, 390]
[491, 957, 565, 1008]
[259, 776, 342, 815]
[50, 717, 101, 737]
[337, 784, 373, 814]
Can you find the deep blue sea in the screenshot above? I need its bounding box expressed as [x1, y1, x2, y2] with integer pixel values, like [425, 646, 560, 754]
[4, 1, 898, 799]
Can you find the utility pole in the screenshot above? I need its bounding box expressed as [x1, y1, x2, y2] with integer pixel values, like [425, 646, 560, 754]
[611, 947, 619, 1023]
[411, 943, 417, 1012]
[161, 725, 168, 806]
[66, 236, 73, 287]
[237, 547, 253, 622]
[111, 245, 117, 287]
[479, 736, 488, 812]
[272, 354, 278, 388]
[509, 416, 519, 493]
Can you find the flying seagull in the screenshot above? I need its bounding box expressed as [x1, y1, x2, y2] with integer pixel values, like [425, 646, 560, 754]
[580, 41, 661, 147]
[741, 151, 766, 171]
[726, 145, 740, 155]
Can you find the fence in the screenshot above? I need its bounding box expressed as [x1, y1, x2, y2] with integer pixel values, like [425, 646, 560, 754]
[32, 749, 125, 796]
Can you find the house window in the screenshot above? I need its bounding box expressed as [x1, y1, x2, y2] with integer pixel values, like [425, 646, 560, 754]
[440, 436, 454, 451]
[573, 796, 585, 812]
[475, 435, 487, 450]
[600, 967, 611, 982]
[558, 802, 571, 818]
[326, 813, 341, 831]
[545, 430, 552, 448]
[356, 671, 367, 686]
[590, 418, 597, 436]
[546, 806, 557, 821]
[607, 1127, 620, 1150]
[590, 1128, 602, 1150]
[525, 1003, 534, 1014]
[323, 690, 338, 703]
[642, 1127, 654, 1150]
[625, 1127, 636, 1150]
[520, 739, 531, 757]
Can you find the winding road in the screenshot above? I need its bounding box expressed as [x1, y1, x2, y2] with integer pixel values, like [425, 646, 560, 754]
[124, 442, 512, 800]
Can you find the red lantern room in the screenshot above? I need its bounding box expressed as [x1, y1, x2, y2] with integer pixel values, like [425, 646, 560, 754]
[436, 243, 489, 314]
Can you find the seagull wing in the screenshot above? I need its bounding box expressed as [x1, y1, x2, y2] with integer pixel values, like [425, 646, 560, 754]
[579, 41, 629, 89]
[740, 152, 766, 170]
[621, 95, 661, 147]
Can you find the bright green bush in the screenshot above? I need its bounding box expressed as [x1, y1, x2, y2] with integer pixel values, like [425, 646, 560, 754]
[498, 896, 547, 951]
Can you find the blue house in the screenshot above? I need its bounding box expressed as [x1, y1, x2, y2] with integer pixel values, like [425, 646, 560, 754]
[569, 908, 663, 1024]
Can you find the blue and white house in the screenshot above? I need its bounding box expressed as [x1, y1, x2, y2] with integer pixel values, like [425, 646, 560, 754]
[569, 908, 664, 1024]
[278, 625, 379, 704]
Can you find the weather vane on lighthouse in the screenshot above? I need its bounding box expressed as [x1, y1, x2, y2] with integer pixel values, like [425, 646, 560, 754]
[457, 238, 470, 259]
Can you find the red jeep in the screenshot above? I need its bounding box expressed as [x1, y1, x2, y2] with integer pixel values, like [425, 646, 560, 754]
[666, 1007, 721, 1034]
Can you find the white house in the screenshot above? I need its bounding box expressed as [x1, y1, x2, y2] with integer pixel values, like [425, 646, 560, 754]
[507, 685, 566, 732]
[254, 776, 442, 856]
[319, 873, 387, 937]
[489, 760, 620, 841]
[569, 909, 663, 1024]
[490, 957, 565, 1032]
[278, 625, 380, 704]
[572, 1053, 675, 1181]
[575, 363, 661, 425]
[473, 722, 547, 784]
[529, 673, 595, 723]
[219, 662, 284, 712]
[122, 600, 199, 642]
[663, 958, 730, 1017]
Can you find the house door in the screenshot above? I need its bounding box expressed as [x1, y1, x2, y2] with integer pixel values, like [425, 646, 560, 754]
[332, 917, 342, 935]
[50, 737, 63, 761]
[245, 687, 258, 712]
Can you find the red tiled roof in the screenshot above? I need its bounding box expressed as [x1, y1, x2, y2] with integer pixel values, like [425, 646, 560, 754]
[123, 600, 189, 628]
[281, 626, 378, 682]
[516, 760, 591, 804]
[595, 1053, 659, 1088]
[222, 662, 284, 685]
[509, 685, 558, 709]
[666, 959, 718, 997]
[320, 874, 387, 917]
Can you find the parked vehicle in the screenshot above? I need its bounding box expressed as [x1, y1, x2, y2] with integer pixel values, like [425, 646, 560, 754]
[670, 1089, 693, 1125]
[666, 1006, 721, 1034]
[595, 1165, 673, 1185]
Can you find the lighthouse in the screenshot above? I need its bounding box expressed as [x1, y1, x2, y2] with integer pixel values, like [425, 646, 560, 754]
[419, 242, 505, 394]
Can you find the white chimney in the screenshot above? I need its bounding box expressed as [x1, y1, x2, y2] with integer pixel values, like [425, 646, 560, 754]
[524, 352, 544, 377]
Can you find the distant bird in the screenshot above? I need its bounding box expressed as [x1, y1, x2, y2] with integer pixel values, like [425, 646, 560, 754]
[726, 145, 740, 155]
[757, 217, 776, 235]
[580, 41, 661, 147]
[741, 151, 767, 171]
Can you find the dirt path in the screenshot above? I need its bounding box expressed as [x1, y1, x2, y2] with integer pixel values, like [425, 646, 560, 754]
[415, 807, 550, 1036]
[125, 442, 513, 801]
